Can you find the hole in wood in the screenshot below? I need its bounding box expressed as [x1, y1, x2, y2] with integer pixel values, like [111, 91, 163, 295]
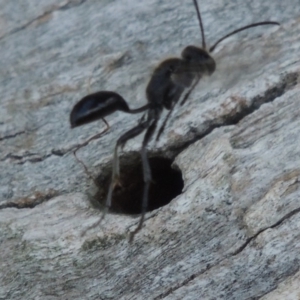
[95, 156, 184, 215]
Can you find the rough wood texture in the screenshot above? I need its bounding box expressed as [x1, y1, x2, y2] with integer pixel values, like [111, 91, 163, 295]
[1, 0, 300, 299]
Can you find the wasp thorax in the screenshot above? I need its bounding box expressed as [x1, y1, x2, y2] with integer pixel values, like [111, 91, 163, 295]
[181, 45, 216, 75]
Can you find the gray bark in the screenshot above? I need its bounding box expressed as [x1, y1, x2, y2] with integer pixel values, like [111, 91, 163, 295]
[1, 0, 300, 299]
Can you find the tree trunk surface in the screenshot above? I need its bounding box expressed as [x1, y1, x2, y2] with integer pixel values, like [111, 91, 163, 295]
[1, 0, 300, 299]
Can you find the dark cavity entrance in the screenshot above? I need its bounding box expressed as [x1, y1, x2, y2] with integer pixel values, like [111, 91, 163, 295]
[95, 156, 184, 215]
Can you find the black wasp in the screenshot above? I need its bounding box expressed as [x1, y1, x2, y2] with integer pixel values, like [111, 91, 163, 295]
[70, 0, 279, 241]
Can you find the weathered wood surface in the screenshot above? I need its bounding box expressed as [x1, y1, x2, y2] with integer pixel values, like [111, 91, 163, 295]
[1, 0, 300, 299]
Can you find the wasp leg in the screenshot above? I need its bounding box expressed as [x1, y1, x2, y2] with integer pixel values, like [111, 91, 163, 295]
[129, 119, 158, 242]
[101, 119, 149, 221]
[155, 102, 177, 142]
[180, 76, 201, 106]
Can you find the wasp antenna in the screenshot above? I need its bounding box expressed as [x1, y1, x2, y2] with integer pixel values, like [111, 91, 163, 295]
[193, 0, 206, 49]
[209, 21, 280, 53]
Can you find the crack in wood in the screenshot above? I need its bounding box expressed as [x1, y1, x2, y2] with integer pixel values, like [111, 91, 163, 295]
[153, 257, 228, 300]
[152, 206, 300, 299]
[232, 206, 300, 256]
[0, 130, 25, 141]
[0, 152, 52, 164]
[170, 72, 299, 155]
